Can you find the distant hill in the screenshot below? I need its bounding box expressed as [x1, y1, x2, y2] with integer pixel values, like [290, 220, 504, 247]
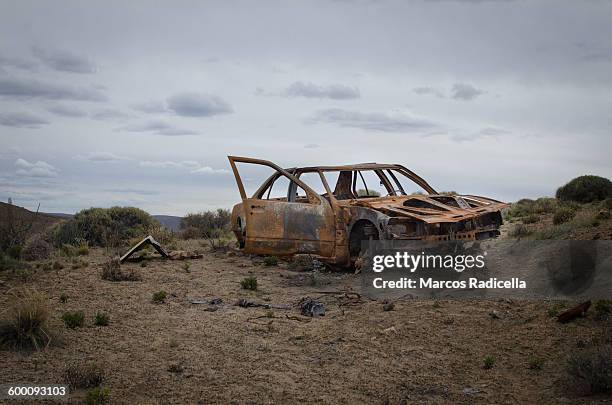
[153, 215, 182, 232]
[0, 202, 63, 237]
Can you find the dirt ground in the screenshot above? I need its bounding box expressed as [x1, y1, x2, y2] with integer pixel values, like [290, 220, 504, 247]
[1, 239, 611, 404]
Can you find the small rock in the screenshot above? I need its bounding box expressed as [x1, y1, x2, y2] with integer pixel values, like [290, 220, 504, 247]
[383, 302, 395, 311]
[299, 297, 325, 317]
[489, 310, 501, 320]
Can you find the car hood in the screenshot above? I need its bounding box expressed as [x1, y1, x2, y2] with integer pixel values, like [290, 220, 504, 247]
[343, 194, 508, 224]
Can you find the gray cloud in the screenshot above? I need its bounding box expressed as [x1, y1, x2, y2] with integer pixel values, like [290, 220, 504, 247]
[80, 152, 126, 162]
[90, 109, 130, 121]
[0, 54, 38, 72]
[121, 120, 197, 136]
[46, 104, 87, 117]
[31, 46, 96, 74]
[0, 112, 49, 128]
[451, 83, 484, 101]
[0, 77, 107, 101]
[166, 93, 233, 117]
[413, 86, 444, 98]
[139, 160, 229, 174]
[304, 143, 319, 149]
[133, 100, 167, 113]
[309, 108, 438, 132]
[15, 158, 59, 178]
[283, 81, 360, 100]
[452, 127, 511, 142]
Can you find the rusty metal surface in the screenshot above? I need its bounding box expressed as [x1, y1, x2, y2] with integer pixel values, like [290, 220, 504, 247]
[228, 156, 508, 266]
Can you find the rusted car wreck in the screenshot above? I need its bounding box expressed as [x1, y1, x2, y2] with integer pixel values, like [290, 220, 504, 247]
[228, 156, 508, 267]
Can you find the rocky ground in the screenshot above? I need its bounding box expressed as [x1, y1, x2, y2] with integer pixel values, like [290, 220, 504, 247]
[1, 238, 611, 404]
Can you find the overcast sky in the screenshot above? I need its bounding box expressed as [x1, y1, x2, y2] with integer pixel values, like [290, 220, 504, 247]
[1, 0, 611, 215]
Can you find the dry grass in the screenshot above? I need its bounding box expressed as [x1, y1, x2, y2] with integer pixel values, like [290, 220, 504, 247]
[0, 288, 54, 350]
[100, 258, 141, 282]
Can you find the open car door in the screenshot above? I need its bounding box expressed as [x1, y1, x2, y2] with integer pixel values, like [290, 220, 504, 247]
[228, 156, 336, 257]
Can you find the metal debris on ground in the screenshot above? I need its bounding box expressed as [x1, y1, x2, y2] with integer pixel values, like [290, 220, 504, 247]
[299, 297, 325, 317]
[120, 235, 168, 262]
[557, 301, 591, 323]
[235, 299, 291, 310]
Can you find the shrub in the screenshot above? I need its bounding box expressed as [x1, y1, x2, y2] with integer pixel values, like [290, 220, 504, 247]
[556, 175, 612, 203]
[54, 206, 156, 247]
[152, 290, 167, 304]
[594, 300, 612, 321]
[533, 197, 557, 214]
[523, 214, 539, 224]
[78, 244, 89, 256]
[553, 207, 576, 225]
[483, 355, 496, 369]
[86, 387, 109, 404]
[357, 189, 381, 197]
[62, 311, 85, 329]
[508, 224, 531, 238]
[263, 256, 279, 266]
[567, 345, 612, 394]
[149, 224, 175, 245]
[0, 288, 53, 350]
[52, 260, 63, 270]
[548, 302, 567, 317]
[64, 363, 105, 390]
[94, 312, 109, 326]
[59, 293, 68, 303]
[7, 245, 22, 260]
[604, 197, 612, 210]
[22, 236, 52, 261]
[241, 276, 258, 291]
[528, 356, 544, 370]
[100, 259, 141, 282]
[60, 244, 78, 257]
[180, 209, 231, 240]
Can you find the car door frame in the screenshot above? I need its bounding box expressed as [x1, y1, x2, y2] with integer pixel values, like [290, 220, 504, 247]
[228, 156, 336, 257]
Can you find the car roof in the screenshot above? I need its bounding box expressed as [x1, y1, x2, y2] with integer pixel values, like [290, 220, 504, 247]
[286, 163, 404, 172]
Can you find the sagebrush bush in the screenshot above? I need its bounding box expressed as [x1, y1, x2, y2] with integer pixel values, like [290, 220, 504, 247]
[241, 276, 258, 290]
[64, 363, 105, 390]
[100, 259, 141, 282]
[86, 387, 109, 405]
[553, 206, 577, 225]
[556, 175, 612, 203]
[94, 312, 109, 326]
[594, 300, 612, 321]
[263, 256, 279, 266]
[567, 345, 612, 394]
[62, 311, 85, 329]
[21, 235, 52, 261]
[508, 224, 531, 238]
[180, 209, 231, 240]
[78, 244, 89, 256]
[0, 288, 53, 350]
[54, 206, 157, 247]
[152, 291, 167, 304]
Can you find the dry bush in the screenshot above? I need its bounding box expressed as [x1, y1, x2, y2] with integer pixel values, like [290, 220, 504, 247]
[64, 363, 105, 390]
[148, 223, 175, 245]
[180, 209, 231, 240]
[100, 259, 141, 282]
[0, 288, 54, 350]
[567, 345, 612, 394]
[21, 235, 53, 261]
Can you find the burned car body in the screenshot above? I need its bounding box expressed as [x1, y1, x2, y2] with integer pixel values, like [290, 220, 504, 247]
[228, 156, 508, 266]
